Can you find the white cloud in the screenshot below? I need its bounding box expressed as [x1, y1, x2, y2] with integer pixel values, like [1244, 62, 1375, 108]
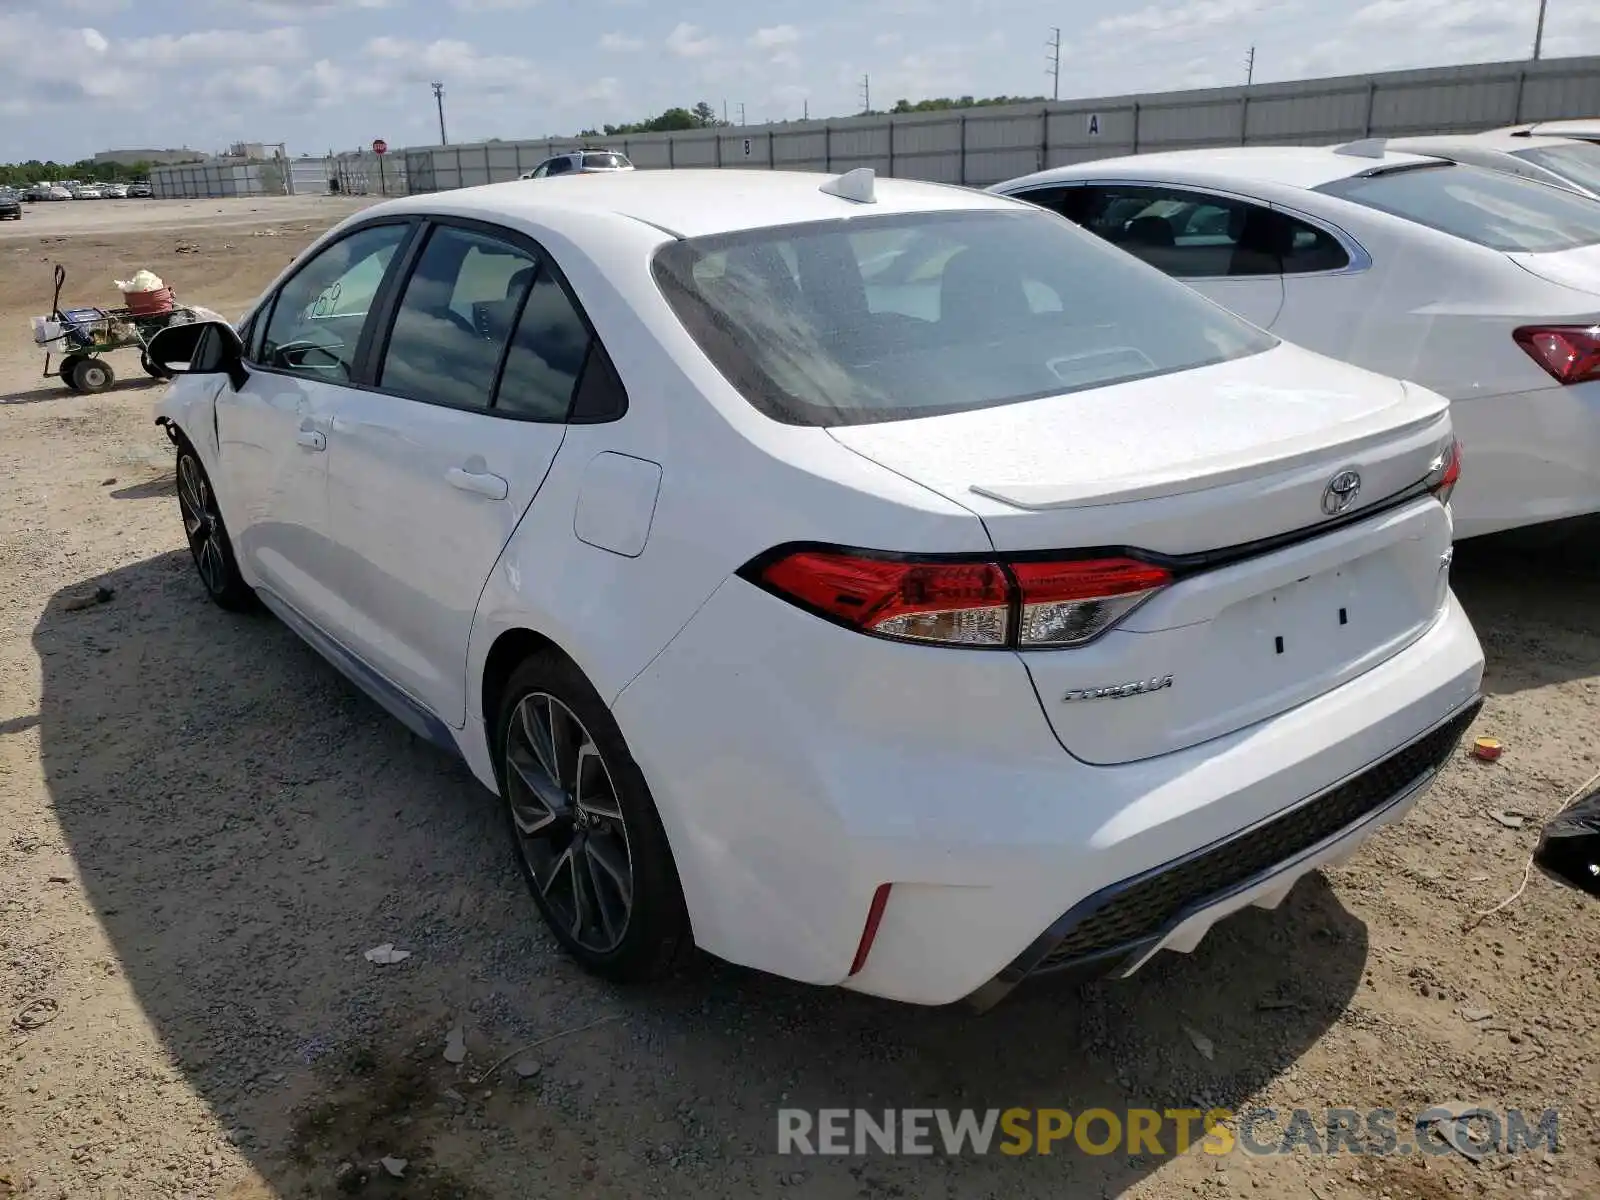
[121, 27, 309, 66]
[219, 0, 392, 18]
[82, 27, 109, 54]
[749, 24, 800, 49]
[362, 36, 545, 97]
[665, 22, 717, 58]
[599, 32, 644, 51]
[1095, 0, 1280, 41]
[203, 64, 290, 105]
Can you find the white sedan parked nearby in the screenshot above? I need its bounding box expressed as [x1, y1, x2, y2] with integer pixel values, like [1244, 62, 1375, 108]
[1384, 131, 1600, 199]
[993, 146, 1600, 539]
[147, 169, 1483, 1008]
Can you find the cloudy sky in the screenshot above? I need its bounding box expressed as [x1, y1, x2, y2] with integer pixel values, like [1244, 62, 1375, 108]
[1, 0, 1597, 163]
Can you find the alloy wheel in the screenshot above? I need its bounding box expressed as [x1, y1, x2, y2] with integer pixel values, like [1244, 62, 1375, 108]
[504, 691, 635, 954]
[177, 454, 228, 597]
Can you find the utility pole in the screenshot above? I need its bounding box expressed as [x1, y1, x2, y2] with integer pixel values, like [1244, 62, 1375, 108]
[431, 81, 448, 145]
[1244, 45, 1255, 86]
[859, 74, 870, 114]
[803, 99, 809, 120]
[1533, 0, 1548, 59]
[738, 102, 746, 126]
[1046, 27, 1061, 101]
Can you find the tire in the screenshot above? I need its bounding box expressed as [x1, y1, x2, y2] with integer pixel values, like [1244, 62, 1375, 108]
[494, 652, 689, 983]
[57, 354, 84, 391]
[174, 439, 255, 611]
[70, 356, 115, 394]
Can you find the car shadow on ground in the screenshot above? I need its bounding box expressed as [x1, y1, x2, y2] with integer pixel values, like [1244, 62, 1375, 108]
[2, 378, 164, 407]
[1451, 518, 1600, 699]
[38, 552, 1375, 1197]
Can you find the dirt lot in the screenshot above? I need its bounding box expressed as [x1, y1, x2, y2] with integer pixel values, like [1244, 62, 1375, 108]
[1, 198, 1597, 1200]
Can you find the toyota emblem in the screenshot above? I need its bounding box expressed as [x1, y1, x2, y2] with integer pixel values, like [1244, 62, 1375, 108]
[1321, 470, 1362, 516]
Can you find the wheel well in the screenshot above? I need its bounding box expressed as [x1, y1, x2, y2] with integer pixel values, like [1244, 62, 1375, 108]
[480, 627, 574, 734]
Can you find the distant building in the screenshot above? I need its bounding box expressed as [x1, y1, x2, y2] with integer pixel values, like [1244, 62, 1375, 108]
[93, 147, 209, 167]
[227, 142, 269, 161]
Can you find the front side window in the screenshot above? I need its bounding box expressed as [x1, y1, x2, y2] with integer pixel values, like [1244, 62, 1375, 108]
[1318, 161, 1600, 252]
[1510, 142, 1600, 197]
[652, 208, 1275, 427]
[544, 157, 574, 177]
[377, 224, 539, 410]
[258, 221, 409, 379]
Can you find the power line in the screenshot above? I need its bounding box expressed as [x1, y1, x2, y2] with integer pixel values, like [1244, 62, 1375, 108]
[1047, 27, 1061, 102]
[431, 81, 447, 145]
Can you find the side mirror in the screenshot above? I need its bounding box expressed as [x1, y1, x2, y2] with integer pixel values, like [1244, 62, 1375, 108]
[144, 319, 245, 387]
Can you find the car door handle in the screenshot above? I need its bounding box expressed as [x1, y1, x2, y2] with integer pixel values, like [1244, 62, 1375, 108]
[295, 429, 326, 451]
[446, 466, 509, 500]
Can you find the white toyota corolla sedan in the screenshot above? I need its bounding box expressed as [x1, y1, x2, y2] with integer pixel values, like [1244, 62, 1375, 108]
[992, 146, 1600, 539]
[147, 168, 1484, 1009]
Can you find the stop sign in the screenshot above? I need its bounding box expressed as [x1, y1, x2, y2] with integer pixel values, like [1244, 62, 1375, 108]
[372, 138, 388, 155]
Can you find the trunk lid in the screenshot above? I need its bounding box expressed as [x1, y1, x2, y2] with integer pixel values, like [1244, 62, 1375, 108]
[829, 343, 1457, 764]
[1506, 243, 1600, 295]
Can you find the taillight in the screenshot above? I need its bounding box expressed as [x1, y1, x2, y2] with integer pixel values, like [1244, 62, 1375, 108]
[1513, 325, 1600, 385]
[1426, 436, 1462, 506]
[751, 548, 1170, 649]
[1011, 558, 1172, 646]
[759, 551, 1010, 645]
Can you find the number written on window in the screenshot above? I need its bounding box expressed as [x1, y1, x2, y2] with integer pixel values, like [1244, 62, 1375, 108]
[258, 222, 408, 378]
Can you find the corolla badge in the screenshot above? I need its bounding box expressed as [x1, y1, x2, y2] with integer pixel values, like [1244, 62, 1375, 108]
[1062, 675, 1174, 702]
[1321, 469, 1362, 516]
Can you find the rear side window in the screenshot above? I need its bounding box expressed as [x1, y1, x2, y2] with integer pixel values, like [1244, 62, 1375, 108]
[377, 224, 538, 409]
[581, 152, 628, 169]
[495, 271, 593, 420]
[652, 208, 1275, 427]
[1510, 142, 1600, 197]
[1318, 162, 1600, 252]
[1026, 184, 1348, 277]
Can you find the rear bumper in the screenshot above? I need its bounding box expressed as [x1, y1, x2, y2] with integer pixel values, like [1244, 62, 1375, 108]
[1450, 380, 1600, 538]
[965, 696, 1479, 1010]
[613, 581, 1484, 1007]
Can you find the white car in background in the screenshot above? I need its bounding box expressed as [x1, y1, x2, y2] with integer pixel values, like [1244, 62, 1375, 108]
[1492, 118, 1600, 145]
[1383, 131, 1600, 198]
[520, 148, 634, 179]
[993, 146, 1600, 539]
[145, 169, 1482, 1008]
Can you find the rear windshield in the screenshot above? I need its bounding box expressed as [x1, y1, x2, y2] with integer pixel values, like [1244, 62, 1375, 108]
[582, 152, 628, 169]
[1317, 162, 1600, 253]
[651, 208, 1275, 427]
[1511, 142, 1600, 197]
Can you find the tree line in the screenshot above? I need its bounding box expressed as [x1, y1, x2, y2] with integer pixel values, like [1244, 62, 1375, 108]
[3, 93, 1055, 176]
[0, 159, 155, 188]
[576, 93, 1048, 139]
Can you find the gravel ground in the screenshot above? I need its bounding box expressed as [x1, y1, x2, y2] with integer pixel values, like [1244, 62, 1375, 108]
[1, 200, 1597, 1200]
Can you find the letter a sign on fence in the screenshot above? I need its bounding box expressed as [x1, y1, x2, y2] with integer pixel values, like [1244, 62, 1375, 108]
[1087, 114, 1101, 137]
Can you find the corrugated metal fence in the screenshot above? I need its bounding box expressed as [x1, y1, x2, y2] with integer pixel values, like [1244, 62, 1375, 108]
[393, 54, 1600, 194]
[151, 159, 289, 199]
